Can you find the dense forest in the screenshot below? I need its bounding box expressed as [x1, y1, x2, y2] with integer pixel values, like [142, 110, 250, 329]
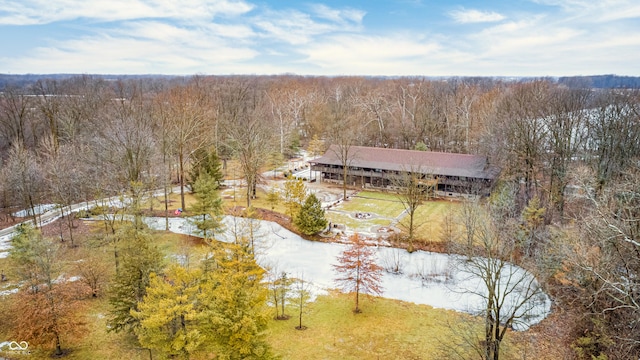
[0, 74, 639, 359]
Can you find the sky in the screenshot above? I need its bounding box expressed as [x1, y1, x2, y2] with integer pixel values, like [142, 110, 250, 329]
[0, 0, 639, 76]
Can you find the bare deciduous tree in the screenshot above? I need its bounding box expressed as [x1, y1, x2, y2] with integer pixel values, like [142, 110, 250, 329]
[393, 164, 435, 252]
[451, 200, 548, 360]
[0, 85, 34, 149]
[564, 164, 640, 357]
[3, 142, 44, 227]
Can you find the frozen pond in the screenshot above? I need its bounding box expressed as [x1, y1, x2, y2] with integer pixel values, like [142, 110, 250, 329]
[143, 216, 552, 330]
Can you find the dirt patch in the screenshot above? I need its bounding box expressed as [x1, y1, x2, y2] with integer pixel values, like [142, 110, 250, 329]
[40, 215, 94, 244]
[511, 306, 575, 359]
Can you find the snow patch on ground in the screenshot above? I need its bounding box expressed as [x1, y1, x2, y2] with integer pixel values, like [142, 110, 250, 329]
[0, 287, 19, 296]
[0, 233, 13, 259]
[11, 204, 58, 218]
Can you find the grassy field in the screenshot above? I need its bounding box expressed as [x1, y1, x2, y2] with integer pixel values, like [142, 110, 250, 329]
[398, 200, 462, 243]
[36, 287, 522, 360]
[336, 197, 406, 219]
[325, 190, 405, 233]
[0, 184, 536, 359]
[266, 291, 489, 360]
[325, 190, 463, 243]
[325, 212, 391, 232]
[352, 190, 400, 201]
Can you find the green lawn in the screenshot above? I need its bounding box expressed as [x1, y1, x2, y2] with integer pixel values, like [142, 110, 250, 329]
[266, 291, 517, 360]
[36, 289, 520, 360]
[398, 200, 462, 243]
[336, 198, 405, 219]
[327, 191, 463, 241]
[352, 190, 400, 201]
[325, 212, 391, 233]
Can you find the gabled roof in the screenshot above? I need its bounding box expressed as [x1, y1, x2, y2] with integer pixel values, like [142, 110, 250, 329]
[310, 145, 500, 180]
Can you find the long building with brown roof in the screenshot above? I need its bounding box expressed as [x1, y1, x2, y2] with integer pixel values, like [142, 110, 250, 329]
[309, 145, 501, 196]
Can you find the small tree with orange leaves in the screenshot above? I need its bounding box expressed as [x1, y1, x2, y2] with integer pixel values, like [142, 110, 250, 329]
[333, 233, 384, 313]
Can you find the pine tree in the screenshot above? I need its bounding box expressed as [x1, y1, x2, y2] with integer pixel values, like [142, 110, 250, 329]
[132, 264, 205, 358]
[201, 241, 274, 360]
[333, 233, 384, 313]
[294, 193, 327, 235]
[9, 223, 52, 285]
[108, 226, 164, 333]
[189, 172, 224, 239]
[266, 151, 284, 178]
[188, 148, 224, 188]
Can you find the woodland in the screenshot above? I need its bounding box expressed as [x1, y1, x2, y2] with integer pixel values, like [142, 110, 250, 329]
[0, 74, 639, 359]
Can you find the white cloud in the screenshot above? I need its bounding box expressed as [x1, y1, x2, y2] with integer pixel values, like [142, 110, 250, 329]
[252, 5, 364, 45]
[253, 10, 334, 45]
[449, 8, 505, 24]
[531, 0, 640, 22]
[0, 28, 259, 74]
[0, 0, 254, 25]
[309, 3, 365, 25]
[298, 33, 445, 75]
[590, 1, 640, 22]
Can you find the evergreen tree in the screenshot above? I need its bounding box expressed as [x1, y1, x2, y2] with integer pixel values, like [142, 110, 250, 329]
[285, 132, 301, 158]
[188, 148, 224, 187]
[295, 193, 327, 235]
[132, 264, 205, 358]
[108, 226, 164, 333]
[189, 172, 224, 239]
[201, 241, 274, 360]
[9, 223, 53, 285]
[519, 195, 546, 257]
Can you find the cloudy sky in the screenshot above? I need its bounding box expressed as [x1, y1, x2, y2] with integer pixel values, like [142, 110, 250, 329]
[0, 0, 639, 76]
